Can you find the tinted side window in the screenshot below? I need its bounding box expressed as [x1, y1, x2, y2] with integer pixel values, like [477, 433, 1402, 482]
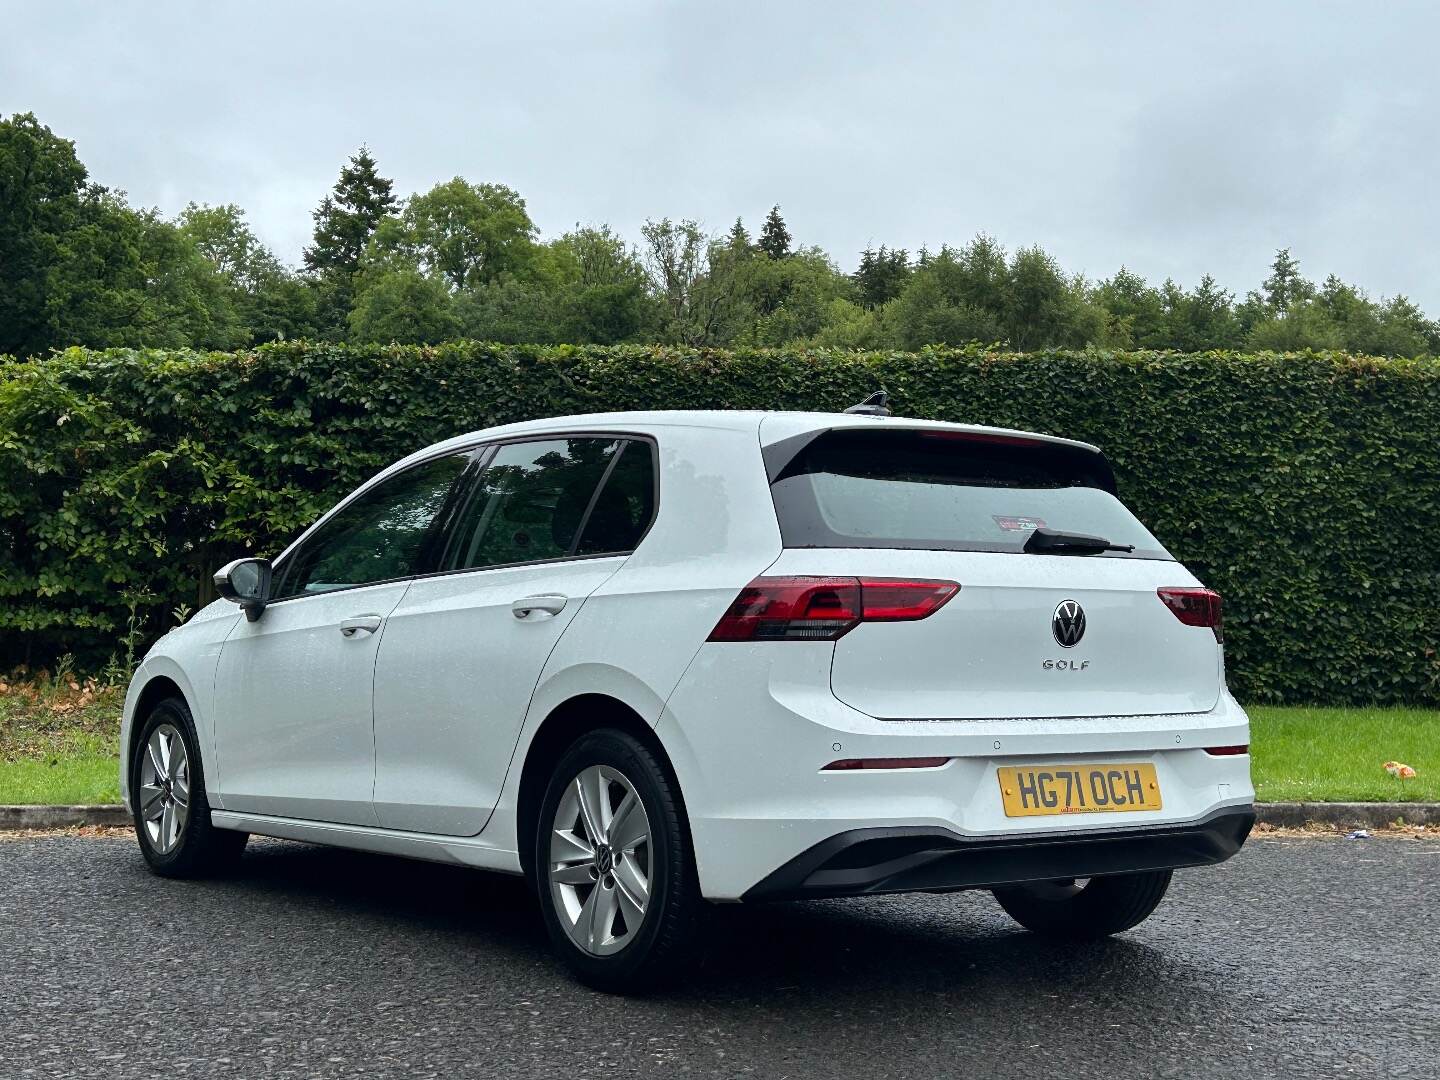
[575, 440, 656, 555]
[441, 438, 622, 572]
[273, 453, 472, 598]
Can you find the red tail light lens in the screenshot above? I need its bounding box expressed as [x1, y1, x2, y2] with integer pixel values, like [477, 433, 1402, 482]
[707, 577, 958, 642]
[1157, 587, 1223, 643]
[707, 577, 860, 642]
[1203, 745, 1249, 756]
[858, 579, 960, 621]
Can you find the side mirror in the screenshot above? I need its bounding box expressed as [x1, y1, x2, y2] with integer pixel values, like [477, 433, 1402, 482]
[214, 558, 272, 622]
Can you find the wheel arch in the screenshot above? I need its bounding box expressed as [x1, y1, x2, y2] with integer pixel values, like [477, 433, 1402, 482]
[126, 675, 187, 776]
[515, 693, 689, 883]
[122, 662, 212, 811]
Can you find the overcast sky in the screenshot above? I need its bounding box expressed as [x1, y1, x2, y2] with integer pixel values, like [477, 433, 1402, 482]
[4, 1, 1437, 308]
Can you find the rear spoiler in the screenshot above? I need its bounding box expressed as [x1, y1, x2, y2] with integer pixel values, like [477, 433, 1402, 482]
[762, 427, 1119, 495]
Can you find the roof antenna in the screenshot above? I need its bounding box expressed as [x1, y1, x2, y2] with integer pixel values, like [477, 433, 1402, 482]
[843, 390, 891, 416]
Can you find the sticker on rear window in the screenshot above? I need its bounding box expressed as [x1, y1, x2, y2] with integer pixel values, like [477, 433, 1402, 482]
[993, 515, 1047, 532]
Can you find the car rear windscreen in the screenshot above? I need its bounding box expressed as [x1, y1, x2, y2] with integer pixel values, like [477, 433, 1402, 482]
[768, 429, 1172, 559]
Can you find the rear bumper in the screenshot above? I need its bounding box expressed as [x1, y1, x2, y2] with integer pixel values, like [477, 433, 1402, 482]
[742, 804, 1256, 902]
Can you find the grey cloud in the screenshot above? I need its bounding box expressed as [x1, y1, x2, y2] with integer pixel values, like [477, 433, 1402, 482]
[3, 0, 1435, 307]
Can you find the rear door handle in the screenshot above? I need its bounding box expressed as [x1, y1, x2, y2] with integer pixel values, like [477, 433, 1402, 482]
[511, 594, 568, 620]
[339, 614, 384, 638]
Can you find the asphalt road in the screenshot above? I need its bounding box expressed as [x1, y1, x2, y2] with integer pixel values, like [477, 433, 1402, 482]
[1, 833, 1436, 1080]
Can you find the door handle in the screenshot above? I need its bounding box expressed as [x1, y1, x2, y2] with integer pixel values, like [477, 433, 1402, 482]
[338, 614, 384, 638]
[511, 594, 568, 620]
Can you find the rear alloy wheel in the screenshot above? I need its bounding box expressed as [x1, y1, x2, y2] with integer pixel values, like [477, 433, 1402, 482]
[549, 764, 654, 956]
[132, 697, 247, 878]
[992, 870, 1173, 938]
[534, 730, 700, 992]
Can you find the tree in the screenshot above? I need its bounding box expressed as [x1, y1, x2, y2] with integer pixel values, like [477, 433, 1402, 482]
[726, 217, 752, 253]
[734, 248, 855, 346]
[854, 245, 911, 309]
[804, 298, 891, 349]
[347, 265, 458, 344]
[0, 113, 94, 356]
[1161, 275, 1243, 351]
[1260, 248, 1312, 312]
[1005, 245, 1095, 349]
[371, 178, 539, 292]
[303, 147, 397, 335]
[757, 205, 792, 260]
[1247, 304, 1343, 351]
[303, 147, 397, 276]
[0, 114, 249, 355]
[639, 218, 756, 346]
[1094, 266, 1166, 347]
[178, 203, 315, 342]
[549, 225, 659, 343]
[889, 246, 1005, 349]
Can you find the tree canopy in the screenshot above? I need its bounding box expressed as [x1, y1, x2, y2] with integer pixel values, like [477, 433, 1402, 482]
[3, 111, 1437, 360]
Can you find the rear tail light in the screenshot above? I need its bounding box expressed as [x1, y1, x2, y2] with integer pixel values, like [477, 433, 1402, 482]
[1204, 745, 1249, 756]
[1157, 587, 1223, 643]
[822, 756, 951, 771]
[707, 576, 958, 642]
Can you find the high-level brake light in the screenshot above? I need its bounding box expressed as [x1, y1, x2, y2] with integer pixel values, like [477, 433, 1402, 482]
[707, 577, 959, 642]
[1157, 587, 1223, 643]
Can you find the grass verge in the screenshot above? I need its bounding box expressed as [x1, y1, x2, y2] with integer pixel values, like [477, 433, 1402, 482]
[1247, 705, 1437, 803]
[1, 679, 1435, 805]
[0, 676, 123, 805]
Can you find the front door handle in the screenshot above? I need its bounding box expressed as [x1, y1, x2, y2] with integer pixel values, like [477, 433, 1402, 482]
[339, 614, 384, 638]
[511, 594, 568, 620]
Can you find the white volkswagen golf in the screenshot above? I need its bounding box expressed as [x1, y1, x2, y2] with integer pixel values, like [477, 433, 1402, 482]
[122, 404, 1254, 991]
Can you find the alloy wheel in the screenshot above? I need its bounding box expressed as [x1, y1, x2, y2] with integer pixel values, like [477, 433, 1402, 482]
[137, 723, 190, 855]
[548, 764, 653, 956]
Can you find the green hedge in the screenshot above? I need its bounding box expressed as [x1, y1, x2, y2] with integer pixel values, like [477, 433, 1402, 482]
[2, 342, 1438, 704]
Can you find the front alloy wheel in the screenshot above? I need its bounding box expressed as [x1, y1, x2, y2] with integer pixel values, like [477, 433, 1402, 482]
[132, 697, 247, 878]
[137, 722, 191, 855]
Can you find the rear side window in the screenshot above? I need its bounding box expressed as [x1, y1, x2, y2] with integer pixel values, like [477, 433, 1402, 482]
[575, 440, 656, 556]
[769, 429, 1171, 560]
[440, 437, 656, 572]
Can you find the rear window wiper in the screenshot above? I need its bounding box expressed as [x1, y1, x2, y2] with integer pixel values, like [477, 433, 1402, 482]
[1022, 527, 1135, 555]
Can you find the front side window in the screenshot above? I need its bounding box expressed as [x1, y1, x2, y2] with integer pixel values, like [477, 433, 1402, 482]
[273, 452, 473, 598]
[440, 437, 655, 572]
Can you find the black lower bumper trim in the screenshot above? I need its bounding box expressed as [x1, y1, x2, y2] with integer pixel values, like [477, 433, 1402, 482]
[741, 805, 1256, 902]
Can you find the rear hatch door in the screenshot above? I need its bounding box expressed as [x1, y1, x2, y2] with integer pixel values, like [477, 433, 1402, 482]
[767, 548, 1220, 719]
[762, 421, 1222, 720]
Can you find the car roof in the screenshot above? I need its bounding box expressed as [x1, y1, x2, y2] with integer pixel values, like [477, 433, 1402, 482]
[392, 409, 1102, 473]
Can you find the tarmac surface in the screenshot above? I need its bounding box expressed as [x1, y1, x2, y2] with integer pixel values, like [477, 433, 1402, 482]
[1, 831, 1436, 1078]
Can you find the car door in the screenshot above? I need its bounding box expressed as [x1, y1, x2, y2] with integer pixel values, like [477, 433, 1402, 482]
[211, 450, 476, 825]
[371, 435, 657, 835]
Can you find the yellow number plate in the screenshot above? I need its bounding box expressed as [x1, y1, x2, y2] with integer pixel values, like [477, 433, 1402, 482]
[997, 763, 1162, 817]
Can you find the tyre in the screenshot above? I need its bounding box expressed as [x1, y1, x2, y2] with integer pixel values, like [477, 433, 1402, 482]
[532, 729, 701, 993]
[132, 696, 247, 878]
[992, 870, 1172, 938]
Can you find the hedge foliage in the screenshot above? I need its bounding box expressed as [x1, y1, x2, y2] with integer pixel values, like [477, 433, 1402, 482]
[1, 342, 1437, 704]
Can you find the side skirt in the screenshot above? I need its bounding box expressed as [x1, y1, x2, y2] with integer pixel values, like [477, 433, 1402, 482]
[210, 810, 524, 876]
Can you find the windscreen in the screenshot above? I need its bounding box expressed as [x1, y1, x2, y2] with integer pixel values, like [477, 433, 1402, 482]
[769, 429, 1172, 560]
